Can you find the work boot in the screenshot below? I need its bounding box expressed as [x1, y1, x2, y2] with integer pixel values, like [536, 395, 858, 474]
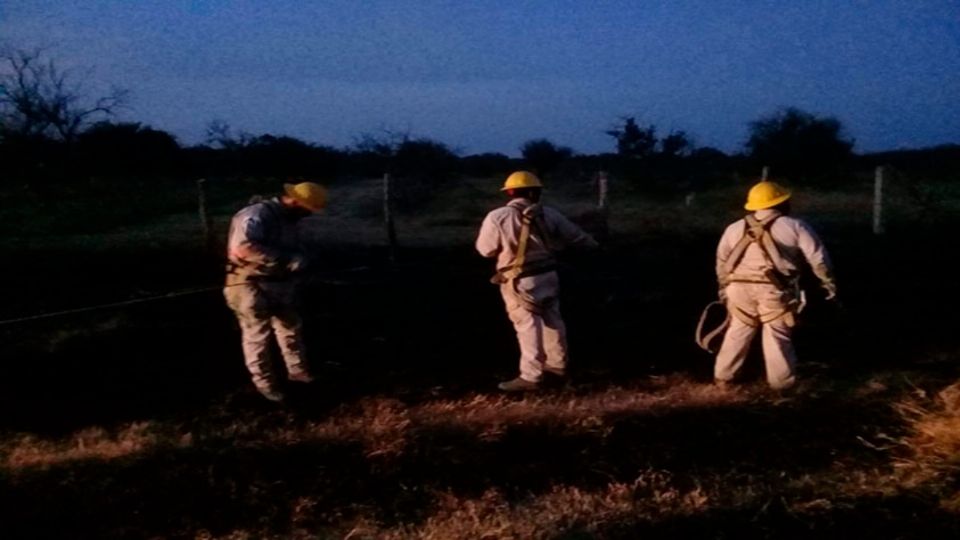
[498, 377, 540, 392]
[288, 370, 315, 384]
[542, 366, 569, 388]
[543, 365, 567, 378]
[714, 379, 735, 391]
[258, 387, 287, 403]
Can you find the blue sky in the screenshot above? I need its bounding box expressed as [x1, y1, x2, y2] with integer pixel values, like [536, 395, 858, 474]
[1, 0, 958, 155]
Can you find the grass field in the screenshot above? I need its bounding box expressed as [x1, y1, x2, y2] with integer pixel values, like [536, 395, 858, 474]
[1, 171, 959, 538]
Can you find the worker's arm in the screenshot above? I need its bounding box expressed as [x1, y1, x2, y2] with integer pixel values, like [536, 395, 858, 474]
[796, 220, 837, 299]
[550, 210, 599, 250]
[475, 213, 501, 258]
[232, 214, 296, 273]
[715, 223, 738, 282]
[714, 223, 743, 301]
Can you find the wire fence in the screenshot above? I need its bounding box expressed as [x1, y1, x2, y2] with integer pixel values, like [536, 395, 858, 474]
[3, 167, 955, 328]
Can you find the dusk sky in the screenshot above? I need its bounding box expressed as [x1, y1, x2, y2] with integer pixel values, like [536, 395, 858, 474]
[2, 0, 958, 156]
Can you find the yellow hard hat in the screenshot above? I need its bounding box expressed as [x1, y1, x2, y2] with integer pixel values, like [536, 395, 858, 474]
[284, 182, 328, 212]
[744, 181, 791, 211]
[501, 170, 543, 191]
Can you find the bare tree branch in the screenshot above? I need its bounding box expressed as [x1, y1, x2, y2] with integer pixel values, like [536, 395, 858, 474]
[0, 47, 128, 142]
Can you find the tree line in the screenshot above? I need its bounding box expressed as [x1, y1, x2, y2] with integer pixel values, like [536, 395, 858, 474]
[4, 47, 947, 190]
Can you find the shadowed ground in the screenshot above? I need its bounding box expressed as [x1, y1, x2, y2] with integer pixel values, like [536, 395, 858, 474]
[1, 187, 958, 538]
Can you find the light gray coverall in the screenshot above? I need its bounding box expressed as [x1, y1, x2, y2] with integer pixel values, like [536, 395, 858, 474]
[224, 198, 309, 393]
[715, 208, 836, 389]
[476, 198, 598, 383]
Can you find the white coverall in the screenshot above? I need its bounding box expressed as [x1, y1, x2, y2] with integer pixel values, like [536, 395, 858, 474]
[715, 209, 836, 389]
[476, 198, 598, 383]
[224, 198, 309, 393]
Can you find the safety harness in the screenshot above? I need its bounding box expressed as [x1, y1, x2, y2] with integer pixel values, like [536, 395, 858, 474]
[716, 212, 804, 329]
[720, 213, 790, 286]
[225, 199, 294, 285]
[490, 203, 557, 312]
[695, 301, 729, 353]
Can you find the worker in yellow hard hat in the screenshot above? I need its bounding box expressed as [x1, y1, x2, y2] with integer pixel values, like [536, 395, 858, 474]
[476, 171, 599, 392]
[713, 180, 838, 390]
[224, 181, 328, 402]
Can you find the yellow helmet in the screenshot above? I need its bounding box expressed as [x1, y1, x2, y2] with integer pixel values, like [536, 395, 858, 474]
[501, 170, 543, 191]
[284, 182, 328, 212]
[744, 181, 791, 211]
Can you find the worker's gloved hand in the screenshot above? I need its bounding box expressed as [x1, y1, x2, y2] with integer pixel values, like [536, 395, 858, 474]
[822, 284, 843, 310]
[718, 287, 728, 303]
[286, 255, 309, 273]
[823, 282, 838, 301]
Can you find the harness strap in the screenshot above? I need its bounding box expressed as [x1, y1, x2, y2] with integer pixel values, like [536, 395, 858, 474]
[728, 303, 792, 328]
[720, 212, 791, 287]
[490, 204, 558, 313]
[492, 204, 555, 283]
[511, 206, 536, 276]
[492, 260, 557, 283]
[695, 301, 730, 353]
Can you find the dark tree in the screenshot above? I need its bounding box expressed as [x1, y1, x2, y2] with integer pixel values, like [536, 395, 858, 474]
[348, 131, 407, 177]
[688, 146, 730, 165]
[0, 48, 127, 143]
[393, 138, 459, 180]
[461, 152, 514, 178]
[660, 130, 693, 158]
[204, 119, 249, 150]
[745, 107, 854, 177]
[76, 121, 180, 176]
[241, 134, 341, 179]
[605, 117, 657, 159]
[520, 138, 573, 177]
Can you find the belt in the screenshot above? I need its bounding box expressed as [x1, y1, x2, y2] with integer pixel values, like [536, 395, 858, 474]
[491, 263, 557, 284]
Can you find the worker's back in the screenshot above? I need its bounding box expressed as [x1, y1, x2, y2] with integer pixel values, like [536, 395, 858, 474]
[717, 208, 832, 282]
[476, 198, 597, 270]
[226, 198, 299, 279]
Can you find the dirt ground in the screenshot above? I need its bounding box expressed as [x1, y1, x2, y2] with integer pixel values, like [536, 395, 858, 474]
[1, 180, 959, 538]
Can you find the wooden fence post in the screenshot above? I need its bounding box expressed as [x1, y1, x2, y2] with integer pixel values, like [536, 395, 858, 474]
[383, 173, 398, 261]
[595, 171, 610, 241]
[597, 170, 609, 212]
[197, 178, 215, 251]
[873, 166, 885, 235]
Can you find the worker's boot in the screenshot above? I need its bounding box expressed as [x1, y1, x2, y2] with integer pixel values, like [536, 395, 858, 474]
[542, 365, 569, 388]
[543, 365, 567, 381]
[543, 365, 567, 378]
[714, 379, 734, 391]
[498, 377, 540, 392]
[258, 387, 287, 403]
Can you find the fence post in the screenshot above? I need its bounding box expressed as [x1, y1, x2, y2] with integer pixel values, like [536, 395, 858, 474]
[761, 166, 770, 181]
[197, 178, 215, 251]
[873, 166, 885, 235]
[597, 170, 609, 212]
[383, 173, 398, 262]
[595, 171, 610, 241]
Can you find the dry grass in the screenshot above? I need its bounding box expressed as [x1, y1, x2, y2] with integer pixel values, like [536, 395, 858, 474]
[892, 381, 960, 502]
[377, 473, 709, 540]
[279, 376, 757, 459]
[0, 422, 172, 470]
[1, 422, 189, 469]
[0, 376, 742, 472]
[6, 373, 958, 538]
